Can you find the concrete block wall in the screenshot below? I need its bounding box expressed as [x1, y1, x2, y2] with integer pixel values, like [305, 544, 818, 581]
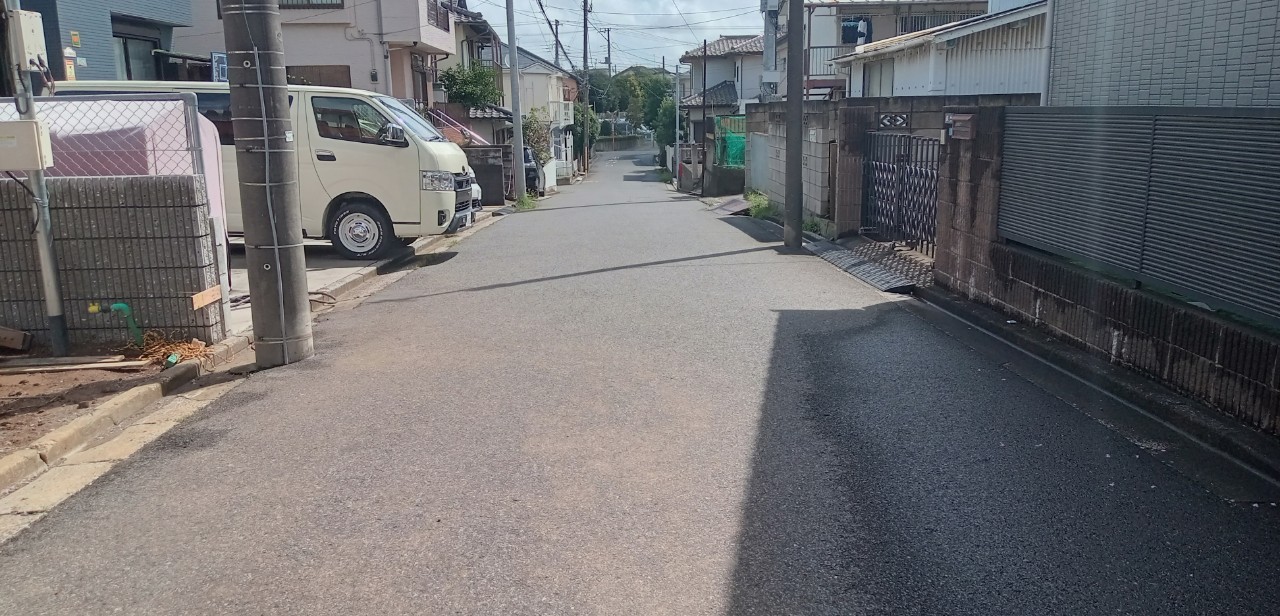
[1050, 0, 1280, 106]
[0, 176, 223, 349]
[934, 105, 1280, 436]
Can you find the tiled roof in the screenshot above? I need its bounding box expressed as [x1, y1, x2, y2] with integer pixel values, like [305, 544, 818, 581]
[680, 80, 739, 108]
[680, 35, 758, 62]
[728, 35, 765, 54]
[469, 104, 513, 119]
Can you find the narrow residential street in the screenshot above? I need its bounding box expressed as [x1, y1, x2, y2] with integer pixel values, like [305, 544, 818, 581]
[3, 150, 1280, 615]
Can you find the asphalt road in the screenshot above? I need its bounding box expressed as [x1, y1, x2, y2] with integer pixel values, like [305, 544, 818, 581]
[3, 151, 1280, 615]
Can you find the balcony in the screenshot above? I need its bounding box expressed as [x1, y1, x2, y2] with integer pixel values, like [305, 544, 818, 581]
[807, 45, 856, 78]
[377, 0, 455, 54]
[549, 101, 575, 126]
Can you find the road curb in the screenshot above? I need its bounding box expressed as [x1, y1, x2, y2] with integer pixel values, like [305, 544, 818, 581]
[915, 285, 1280, 483]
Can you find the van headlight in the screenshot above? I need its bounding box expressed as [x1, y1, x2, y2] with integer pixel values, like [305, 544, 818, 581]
[421, 170, 454, 191]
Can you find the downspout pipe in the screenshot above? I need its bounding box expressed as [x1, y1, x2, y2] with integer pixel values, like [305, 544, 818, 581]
[1040, 0, 1054, 105]
[374, 0, 393, 95]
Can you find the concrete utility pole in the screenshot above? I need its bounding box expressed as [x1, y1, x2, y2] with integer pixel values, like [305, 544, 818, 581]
[506, 0, 526, 198]
[699, 40, 707, 192]
[604, 28, 611, 75]
[221, 0, 314, 367]
[581, 0, 590, 172]
[783, 0, 804, 248]
[673, 61, 680, 185]
[554, 20, 560, 66]
[761, 0, 778, 101]
[3, 0, 68, 355]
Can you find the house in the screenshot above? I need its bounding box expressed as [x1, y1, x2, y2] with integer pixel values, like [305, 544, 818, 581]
[831, 0, 1046, 99]
[496, 42, 578, 132]
[25, 0, 194, 81]
[774, 0, 987, 99]
[680, 35, 765, 139]
[176, 0, 457, 102]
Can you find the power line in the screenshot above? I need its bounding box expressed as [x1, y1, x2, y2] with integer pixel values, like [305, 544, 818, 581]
[668, 0, 699, 39]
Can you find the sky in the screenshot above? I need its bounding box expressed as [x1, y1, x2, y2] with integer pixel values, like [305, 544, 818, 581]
[466, 0, 765, 74]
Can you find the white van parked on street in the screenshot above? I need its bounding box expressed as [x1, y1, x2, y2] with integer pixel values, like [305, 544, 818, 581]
[56, 81, 475, 259]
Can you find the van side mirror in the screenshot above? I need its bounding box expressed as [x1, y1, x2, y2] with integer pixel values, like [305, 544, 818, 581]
[381, 123, 408, 146]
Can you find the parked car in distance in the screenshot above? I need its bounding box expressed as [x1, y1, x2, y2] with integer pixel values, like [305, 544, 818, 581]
[524, 146, 543, 197]
[55, 80, 475, 259]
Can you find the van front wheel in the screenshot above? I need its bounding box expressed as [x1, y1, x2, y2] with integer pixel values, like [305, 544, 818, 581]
[330, 201, 393, 260]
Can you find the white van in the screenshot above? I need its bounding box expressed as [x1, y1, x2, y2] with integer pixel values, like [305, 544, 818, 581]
[55, 81, 474, 259]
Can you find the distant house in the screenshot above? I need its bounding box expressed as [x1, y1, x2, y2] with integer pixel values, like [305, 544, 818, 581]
[680, 35, 765, 139]
[775, 0, 987, 99]
[832, 1, 1046, 98]
[27, 0, 194, 81]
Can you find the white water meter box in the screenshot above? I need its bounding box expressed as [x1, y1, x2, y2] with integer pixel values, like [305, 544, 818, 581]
[9, 9, 48, 68]
[0, 120, 54, 171]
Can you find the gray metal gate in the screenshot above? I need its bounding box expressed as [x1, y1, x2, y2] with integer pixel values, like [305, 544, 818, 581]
[864, 133, 940, 257]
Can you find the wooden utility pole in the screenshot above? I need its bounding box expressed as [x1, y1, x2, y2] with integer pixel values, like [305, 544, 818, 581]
[221, 0, 314, 367]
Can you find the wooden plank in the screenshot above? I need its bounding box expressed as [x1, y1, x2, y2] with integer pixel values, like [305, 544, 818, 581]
[191, 284, 222, 310]
[0, 360, 150, 375]
[0, 326, 32, 352]
[0, 355, 127, 368]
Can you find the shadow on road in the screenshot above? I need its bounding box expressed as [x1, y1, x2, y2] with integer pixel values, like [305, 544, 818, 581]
[369, 246, 785, 303]
[513, 196, 701, 213]
[718, 215, 785, 243]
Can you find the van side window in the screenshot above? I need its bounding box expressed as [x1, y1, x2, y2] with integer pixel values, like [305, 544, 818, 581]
[312, 96, 390, 145]
[195, 93, 235, 146]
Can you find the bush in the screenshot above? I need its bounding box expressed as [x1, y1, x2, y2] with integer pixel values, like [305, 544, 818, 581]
[746, 191, 776, 220]
[523, 107, 553, 167]
[438, 64, 502, 109]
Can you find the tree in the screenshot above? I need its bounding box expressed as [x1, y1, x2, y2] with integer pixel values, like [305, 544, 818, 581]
[523, 107, 553, 167]
[654, 97, 681, 148]
[438, 64, 502, 109]
[570, 102, 600, 157]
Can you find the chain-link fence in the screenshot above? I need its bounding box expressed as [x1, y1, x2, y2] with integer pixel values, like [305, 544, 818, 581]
[0, 93, 204, 177]
[715, 115, 746, 169]
[0, 93, 226, 348]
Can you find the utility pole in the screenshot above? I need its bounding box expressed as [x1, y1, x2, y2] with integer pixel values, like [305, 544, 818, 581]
[783, 0, 804, 248]
[761, 0, 779, 101]
[604, 28, 611, 75]
[553, 20, 560, 66]
[506, 0, 527, 198]
[222, 0, 314, 367]
[581, 0, 590, 172]
[3, 0, 68, 355]
[673, 61, 680, 185]
[699, 39, 707, 192]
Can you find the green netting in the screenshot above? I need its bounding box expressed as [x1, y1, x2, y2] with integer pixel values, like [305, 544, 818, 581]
[715, 115, 746, 169]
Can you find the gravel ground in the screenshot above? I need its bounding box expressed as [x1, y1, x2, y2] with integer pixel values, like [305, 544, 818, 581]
[2, 152, 1280, 615]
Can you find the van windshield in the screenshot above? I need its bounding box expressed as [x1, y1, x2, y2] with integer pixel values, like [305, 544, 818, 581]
[376, 96, 447, 143]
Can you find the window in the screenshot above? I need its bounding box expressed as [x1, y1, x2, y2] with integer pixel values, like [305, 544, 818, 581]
[195, 93, 235, 145]
[312, 96, 391, 144]
[113, 36, 159, 80]
[841, 17, 872, 45]
[279, 0, 343, 7]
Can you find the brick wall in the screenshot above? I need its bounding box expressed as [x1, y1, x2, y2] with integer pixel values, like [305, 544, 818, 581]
[1050, 0, 1280, 106]
[0, 176, 223, 349]
[934, 105, 1280, 435]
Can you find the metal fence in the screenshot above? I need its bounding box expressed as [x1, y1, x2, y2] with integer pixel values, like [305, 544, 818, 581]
[864, 133, 941, 257]
[0, 93, 227, 347]
[999, 106, 1280, 327]
[0, 94, 204, 177]
[714, 115, 746, 169]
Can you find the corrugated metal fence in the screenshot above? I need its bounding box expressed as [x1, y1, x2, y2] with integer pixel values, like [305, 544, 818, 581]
[999, 107, 1280, 327]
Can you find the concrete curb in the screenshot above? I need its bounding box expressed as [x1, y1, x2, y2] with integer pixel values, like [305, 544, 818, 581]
[915, 285, 1280, 484]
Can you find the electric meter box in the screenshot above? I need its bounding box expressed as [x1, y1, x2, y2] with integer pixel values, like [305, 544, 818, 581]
[9, 9, 49, 68]
[0, 120, 55, 171]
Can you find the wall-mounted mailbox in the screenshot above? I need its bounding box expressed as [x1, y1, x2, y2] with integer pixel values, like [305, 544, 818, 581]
[946, 113, 976, 140]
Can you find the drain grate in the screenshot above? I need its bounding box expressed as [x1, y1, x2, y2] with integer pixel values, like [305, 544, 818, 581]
[805, 239, 915, 293]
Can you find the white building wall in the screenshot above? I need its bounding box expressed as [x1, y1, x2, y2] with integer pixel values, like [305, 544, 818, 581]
[891, 47, 934, 96]
[989, 0, 1040, 12]
[737, 55, 763, 102]
[809, 8, 841, 47]
[944, 15, 1045, 95]
[844, 62, 865, 97]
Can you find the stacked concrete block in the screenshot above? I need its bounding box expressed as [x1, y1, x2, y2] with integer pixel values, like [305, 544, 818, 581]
[0, 176, 223, 348]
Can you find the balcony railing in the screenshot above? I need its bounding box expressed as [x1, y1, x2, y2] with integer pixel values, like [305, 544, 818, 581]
[280, 0, 343, 7]
[549, 101, 574, 126]
[807, 45, 856, 77]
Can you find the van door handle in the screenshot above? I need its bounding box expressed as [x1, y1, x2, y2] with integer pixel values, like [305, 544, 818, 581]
[316, 150, 336, 162]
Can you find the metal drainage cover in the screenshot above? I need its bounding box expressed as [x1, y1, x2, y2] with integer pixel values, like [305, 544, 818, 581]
[709, 197, 750, 216]
[805, 239, 915, 293]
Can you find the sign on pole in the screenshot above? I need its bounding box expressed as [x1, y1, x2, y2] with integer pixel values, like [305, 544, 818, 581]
[211, 52, 228, 82]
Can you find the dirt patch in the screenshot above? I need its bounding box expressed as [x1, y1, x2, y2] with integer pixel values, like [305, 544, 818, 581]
[0, 367, 162, 458]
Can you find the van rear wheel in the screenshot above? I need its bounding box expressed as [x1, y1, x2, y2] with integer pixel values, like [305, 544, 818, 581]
[330, 201, 393, 260]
